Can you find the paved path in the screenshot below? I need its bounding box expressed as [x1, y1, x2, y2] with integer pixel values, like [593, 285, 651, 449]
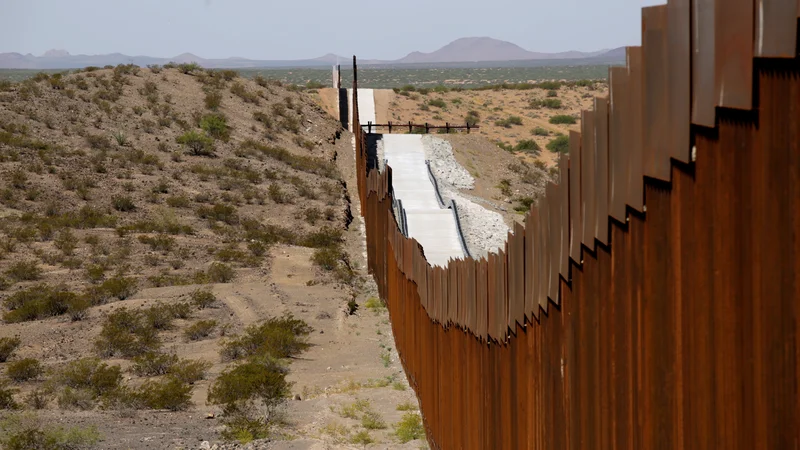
[352, 89, 465, 267]
[348, 88, 376, 131]
[382, 134, 466, 267]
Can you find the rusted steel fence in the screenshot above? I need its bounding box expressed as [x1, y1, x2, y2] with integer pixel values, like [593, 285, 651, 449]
[352, 1, 800, 448]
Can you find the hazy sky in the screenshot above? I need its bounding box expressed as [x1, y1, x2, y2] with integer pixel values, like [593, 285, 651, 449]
[2, 0, 665, 60]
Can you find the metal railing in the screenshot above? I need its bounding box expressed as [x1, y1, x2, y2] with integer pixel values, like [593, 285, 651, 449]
[363, 121, 478, 135]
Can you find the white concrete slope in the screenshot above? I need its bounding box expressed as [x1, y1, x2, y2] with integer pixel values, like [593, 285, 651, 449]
[382, 134, 466, 267]
[347, 88, 376, 131]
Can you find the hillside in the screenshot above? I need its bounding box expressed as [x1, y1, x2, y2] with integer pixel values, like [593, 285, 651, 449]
[0, 66, 422, 448]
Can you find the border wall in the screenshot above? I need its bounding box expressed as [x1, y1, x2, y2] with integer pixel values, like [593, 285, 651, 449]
[352, 2, 800, 448]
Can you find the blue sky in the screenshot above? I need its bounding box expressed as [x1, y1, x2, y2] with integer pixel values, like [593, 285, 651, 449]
[1, 0, 665, 60]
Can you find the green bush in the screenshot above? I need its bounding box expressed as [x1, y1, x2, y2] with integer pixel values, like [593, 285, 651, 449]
[196, 203, 238, 224]
[57, 387, 95, 410]
[537, 81, 562, 90]
[170, 359, 211, 384]
[0, 337, 21, 362]
[549, 115, 576, 125]
[190, 289, 217, 309]
[177, 131, 215, 156]
[206, 262, 236, 283]
[111, 195, 136, 212]
[0, 382, 18, 409]
[220, 314, 312, 361]
[532, 126, 550, 136]
[515, 140, 540, 153]
[199, 113, 230, 141]
[5, 260, 42, 281]
[131, 352, 177, 376]
[6, 358, 43, 382]
[530, 98, 562, 109]
[230, 82, 260, 105]
[137, 234, 175, 252]
[362, 410, 387, 430]
[208, 358, 290, 417]
[428, 98, 446, 108]
[99, 275, 138, 301]
[465, 110, 480, 127]
[94, 308, 160, 358]
[0, 413, 100, 449]
[57, 358, 122, 398]
[547, 135, 571, 153]
[204, 90, 222, 110]
[394, 412, 424, 443]
[134, 377, 192, 411]
[184, 320, 217, 341]
[3, 285, 77, 323]
[268, 183, 291, 204]
[178, 62, 201, 74]
[495, 116, 523, 128]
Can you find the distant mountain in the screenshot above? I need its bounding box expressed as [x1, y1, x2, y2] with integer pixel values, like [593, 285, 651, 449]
[0, 49, 349, 70]
[394, 37, 609, 64]
[0, 39, 620, 70]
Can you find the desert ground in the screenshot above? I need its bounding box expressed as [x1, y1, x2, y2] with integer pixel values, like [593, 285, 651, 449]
[0, 66, 424, 449]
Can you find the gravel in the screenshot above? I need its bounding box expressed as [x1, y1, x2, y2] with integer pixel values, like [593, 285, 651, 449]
[422, 135, 475, 189]
[421, 136, 510, 258]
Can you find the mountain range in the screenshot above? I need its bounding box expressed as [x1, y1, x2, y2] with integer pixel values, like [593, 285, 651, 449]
[0, 37, 624, 69]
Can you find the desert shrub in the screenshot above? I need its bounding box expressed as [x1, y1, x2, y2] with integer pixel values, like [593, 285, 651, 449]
[134, 376, 192, 411]
[6, 358, 43, 382]
[311, 245, 345, 271]
[238, 140, 338, 178]
[268, 183, 291, 204]
[549, 114, 577, 125]
[177, 131, 215, 156]
[428, 98, 446, 108]
[537, 81, 562, 90]
[0, 337, 21, 362]
[532, 126, 550, 136]
[253, 111, 273, 129]
[230, 82, 260, 105]
[137, 234, 175, 252]
[99, 275, 138, 301]
[178, 62, 201, 74]
[350, 430, 374, 445]
[5, 260, 42, 282]
[57, 358, 122, 397]
[190, 289, 217, 309]
[165, 194, 191, 208]
[0, 382, 18, 409]
[220, 314, 312, 361]
[170, 359, 211, 384]
[394, 413, 424, 443]
[94, 308, 160, 358]
[197, 203, 238, 224]
[514, 196, 536, 213]
[130, 352, 177, 376]
[66, 295, 90, 321]
[208, 358, 290, 418]
[86, 134, 111, 150]
[204, 89, 222, 110]
[547, 135, 571, 153]
[111, 195, 136, 212]
[465, 110, 480, 127]
[184, 320, 217, 341]
[495, 116, 523, 128]
[199, 113, 230, 141]
[515, 139, 541, 153]
[3, 286, 77, 323]
[57, 387, 96, 410]
[148, 64, 162, 73]
[206, 262, 235, 283]
[362, 410, 387, 430]
[53, 229, 78, 256]
[0, 413, 100, 449]
[24, 389, 50, 409]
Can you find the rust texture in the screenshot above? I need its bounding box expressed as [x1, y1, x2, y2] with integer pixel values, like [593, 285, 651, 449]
[350, 3, 800, 447]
